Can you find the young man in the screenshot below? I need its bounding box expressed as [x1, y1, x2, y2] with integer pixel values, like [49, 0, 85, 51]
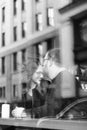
[41, 48, 80, 116]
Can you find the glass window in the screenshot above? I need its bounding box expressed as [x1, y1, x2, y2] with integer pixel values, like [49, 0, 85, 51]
[21, 0, 25, 11]
[13, 84, 18, 97]
[13, 52, 17, 71]
[1, 57, 5, 74]
[0, 88, 2, 98]
[22, 83, 27, 101]
[22, 22, 26, 38]
[13, 0, 17, 15]
[13, 26, 17, 41]
[47, 7, 54, 26]
[0, 87, 5, 98]
[36, 13, 43, 31]
[2, 7, 5, 22]
[22, 49, 26, 63]
[2, 86, 5, 98]
[34, 43, 42, 65]
[2, 32, 5, 47]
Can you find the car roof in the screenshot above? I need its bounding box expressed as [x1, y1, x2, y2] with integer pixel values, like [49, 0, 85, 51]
[56, 97, 87, 118]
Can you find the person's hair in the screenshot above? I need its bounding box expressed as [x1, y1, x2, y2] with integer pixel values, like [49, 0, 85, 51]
[47, 48, 61, 64]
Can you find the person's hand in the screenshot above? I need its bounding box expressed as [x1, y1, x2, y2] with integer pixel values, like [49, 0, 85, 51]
[12, 106, 27, 118]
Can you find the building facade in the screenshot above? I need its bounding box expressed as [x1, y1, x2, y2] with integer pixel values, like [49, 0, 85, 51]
[0, 0, 87, 103]
[0, 0, 61, 102]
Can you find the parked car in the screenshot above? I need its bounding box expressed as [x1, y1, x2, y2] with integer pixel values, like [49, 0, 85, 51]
[56, 98, 87, 120]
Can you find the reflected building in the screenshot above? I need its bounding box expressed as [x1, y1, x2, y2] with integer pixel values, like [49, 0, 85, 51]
[58, 0, 87, 96]
[0, 0, 87, 103]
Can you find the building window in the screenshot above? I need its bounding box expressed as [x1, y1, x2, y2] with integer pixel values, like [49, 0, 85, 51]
[21, 0, 25, 11]
[36, 13, 43, 31]
[2, 87, 5, 98]
[1, 57, 5, 74]
[0, 86, 5, 98]
[47, 38, 55, 51]
[13, 84, 17, 97]
[2, 7, 5, 22]
[47, 7, 54, 26]
[22, 22, 26, 38]
[22, 83, 27, 101]
[22, 49, 26, 63]
[2, 32, 5, 47]
[13, 26, 17, 41]
[34, 43, 43, 65]
[13, 52, 17, 71]
[13, 0, 17, 15]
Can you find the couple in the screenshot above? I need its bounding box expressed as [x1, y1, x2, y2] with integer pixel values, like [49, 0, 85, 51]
[12, 48, 80, 118]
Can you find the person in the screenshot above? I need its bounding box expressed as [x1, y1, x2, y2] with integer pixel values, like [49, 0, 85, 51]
[40, 48, 81, 117]
[12, 48, 81, 118]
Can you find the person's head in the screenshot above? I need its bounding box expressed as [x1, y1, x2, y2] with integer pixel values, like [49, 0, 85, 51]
[42, 48, 62, 79]
[32, 65, 44, 85]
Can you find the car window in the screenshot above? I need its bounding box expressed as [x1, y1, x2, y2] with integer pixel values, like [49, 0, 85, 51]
[61, 101, 87, 120]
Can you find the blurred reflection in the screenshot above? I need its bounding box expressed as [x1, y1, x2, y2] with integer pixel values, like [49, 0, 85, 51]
[27, 48, 81, 118]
